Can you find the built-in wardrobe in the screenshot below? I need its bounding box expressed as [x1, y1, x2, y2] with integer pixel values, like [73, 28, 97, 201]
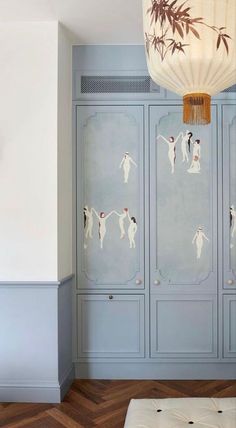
[73, 45, 236, 379]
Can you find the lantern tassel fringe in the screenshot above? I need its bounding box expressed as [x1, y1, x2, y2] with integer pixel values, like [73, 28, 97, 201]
[183, 93, 211, 125]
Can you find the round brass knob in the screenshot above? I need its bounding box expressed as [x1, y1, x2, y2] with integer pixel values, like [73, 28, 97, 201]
[227, 279, 234, 285]
[154, 279, 160, 285]
[135, 279, 142, 285]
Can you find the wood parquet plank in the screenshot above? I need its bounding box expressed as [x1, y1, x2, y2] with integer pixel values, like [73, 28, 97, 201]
[0, 380, 235, 428]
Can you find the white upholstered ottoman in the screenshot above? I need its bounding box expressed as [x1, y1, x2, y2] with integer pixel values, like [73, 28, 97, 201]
[124, 398, 236, 428]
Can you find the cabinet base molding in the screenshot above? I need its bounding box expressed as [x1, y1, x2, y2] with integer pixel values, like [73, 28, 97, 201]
[75, 362, 236, 380]
[0, 366, 74, 403]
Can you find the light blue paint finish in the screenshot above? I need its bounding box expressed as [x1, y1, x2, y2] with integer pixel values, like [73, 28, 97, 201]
[0, 277, 73, 403]
[75, 361, 236, 380]
[149, 105, 218, 291]
[73, 45, 236, 378]
[223, 295, 236, 358]
[77, 105, 145, 289]
[151, 295, 217, 358]
[222, 105, 236, 290]
[77, 294, 145, 358]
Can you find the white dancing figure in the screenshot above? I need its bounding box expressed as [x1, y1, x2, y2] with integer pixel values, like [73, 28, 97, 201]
[127, 211, 138, 249]
[157, 133, 183, 174]
[188, 139, 201, 174]
[192, 226, 209, 259]
[84, 206, 94, 239]
[119, 152, 137, 183]
[92, 208, 115, 249]
[181, 131, 192, 162]
[230, 205, 236, 238]
[114, 208, 128, 239]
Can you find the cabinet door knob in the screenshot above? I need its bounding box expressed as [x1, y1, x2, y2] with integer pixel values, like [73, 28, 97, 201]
[135, 279, 142, 285]
[227, 279, 234, 285]
[109, 295, 113, 300]
[154, 279, 160, 285]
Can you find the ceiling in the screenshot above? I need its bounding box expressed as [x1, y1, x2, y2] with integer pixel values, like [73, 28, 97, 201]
[0, 0, 144, 44]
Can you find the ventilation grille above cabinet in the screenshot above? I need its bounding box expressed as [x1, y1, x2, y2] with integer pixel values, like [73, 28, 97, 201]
[80, 75, 236, 95]
[81, 75, 160, 93]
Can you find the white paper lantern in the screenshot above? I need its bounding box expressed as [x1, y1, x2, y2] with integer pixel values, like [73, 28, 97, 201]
[143, 0, 236, 124]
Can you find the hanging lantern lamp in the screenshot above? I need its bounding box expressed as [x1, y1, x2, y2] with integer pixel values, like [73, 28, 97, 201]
[143, 0, 236, 124]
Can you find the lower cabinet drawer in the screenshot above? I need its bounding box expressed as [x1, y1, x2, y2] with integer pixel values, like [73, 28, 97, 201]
[77, 294, 145, 358]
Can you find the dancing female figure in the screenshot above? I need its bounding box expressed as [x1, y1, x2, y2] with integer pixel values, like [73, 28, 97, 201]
[192, 226, 209, 259]
[127, 210, 138, 249]
[157, 133, 183, 174]
[83, 206, 94, 239]
[92, 208, 115, 249]
[114, 208, 128, 239]
[181, 131, 193, 162]
[119, 152, 137, 183]
[188, 139, 201, 174]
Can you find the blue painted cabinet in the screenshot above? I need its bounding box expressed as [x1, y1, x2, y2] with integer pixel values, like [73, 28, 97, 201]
[76, 105, 145, 290]
[149, 105, 218, 292]
[75, 102, 236, 372]
[223, 105, 236, 290]
[77, 294, 145, 358]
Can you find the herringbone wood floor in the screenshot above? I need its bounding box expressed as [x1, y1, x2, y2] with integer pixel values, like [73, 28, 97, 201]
[0, 380, 236, 427]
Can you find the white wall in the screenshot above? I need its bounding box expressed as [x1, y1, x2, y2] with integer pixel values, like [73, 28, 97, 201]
[0, 22, 72, 281]
[57, 25, 72, 280]
[0, 22, 73, 402]
[0, 22, 58, 281]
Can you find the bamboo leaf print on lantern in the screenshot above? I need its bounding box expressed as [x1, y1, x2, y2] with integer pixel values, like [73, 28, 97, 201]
[143, 0, 236, 124]
[145, 0, 231, 61]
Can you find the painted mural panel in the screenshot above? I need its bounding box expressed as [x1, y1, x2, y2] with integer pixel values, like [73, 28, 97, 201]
[223, 105, 236, 288]
[77, 106, 144, 288]
[150, 106, 217, 288]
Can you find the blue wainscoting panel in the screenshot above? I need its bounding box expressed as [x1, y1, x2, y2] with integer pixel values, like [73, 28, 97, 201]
[77, 294, 145, 358]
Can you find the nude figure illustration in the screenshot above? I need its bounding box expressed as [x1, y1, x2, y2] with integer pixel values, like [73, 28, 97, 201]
[114, 208, 128, 239]
[157, 133, 183, 174]
[192, 226, 209, 259]
[188, 139, 201, 174]
[181, 131, 193, 162]
[119, 152, 137, 183]
[92, 208, 115, 249]
[127, 210, 138, 249]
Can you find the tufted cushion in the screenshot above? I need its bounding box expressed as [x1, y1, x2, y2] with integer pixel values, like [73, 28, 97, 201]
[124, 398, 236, 428]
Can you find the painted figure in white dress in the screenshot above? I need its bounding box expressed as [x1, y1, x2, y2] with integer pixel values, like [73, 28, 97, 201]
[181, 131, 193, 162]
[188, 139, 201, 174]
[119, 152, 137, 183]
[127, 211, 138, 249]
[92, 209, 115, 249]
[230, 205, 236, 238]
[192, 226, 209, 259]
[157, 133, 183, 174]
[83, 206, 94, 239]
[114, 208, 128, 239]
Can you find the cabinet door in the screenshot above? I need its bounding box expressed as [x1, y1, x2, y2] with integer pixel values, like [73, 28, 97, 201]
[76, 105, 144, 289]
[149, 105, 218, 292]
[222, 105, 236, 290]
[151, 295, 217, 358]
[77, 294, 145, 358]
[223, 295, 236, 358]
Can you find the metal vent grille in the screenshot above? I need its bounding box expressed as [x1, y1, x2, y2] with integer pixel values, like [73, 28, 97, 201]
[223, 84, 236, 93]
[81, 75, 158, 93]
